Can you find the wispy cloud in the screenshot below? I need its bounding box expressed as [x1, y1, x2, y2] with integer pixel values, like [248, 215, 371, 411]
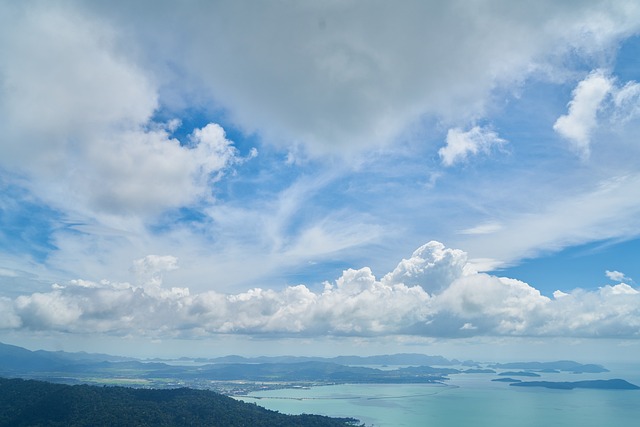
[439, 127, 507, 167]
[455, 173, 640, 269]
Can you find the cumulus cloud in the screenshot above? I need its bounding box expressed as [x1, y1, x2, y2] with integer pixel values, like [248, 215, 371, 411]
[605, 270, 633, 283]
[75, 123, 241, 216]
[3, 241, 640, 339]
[553, 70, 640, 159]
[433, 275, 550, 336]
[382, 241, 468, 294]
[539, 284, 640, 337]
[553, 70, 613, 158]
[0, 2, 246, 219]
[439, 126, 507, 167]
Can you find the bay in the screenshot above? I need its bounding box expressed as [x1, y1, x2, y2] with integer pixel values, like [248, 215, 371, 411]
[237, 365, 640, 426]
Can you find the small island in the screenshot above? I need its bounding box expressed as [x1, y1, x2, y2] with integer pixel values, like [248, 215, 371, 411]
[491, 361, 608, 374]
[463, 368, 496, 374]
[498, 371, 541, 377]
[510, 379, 639, 390]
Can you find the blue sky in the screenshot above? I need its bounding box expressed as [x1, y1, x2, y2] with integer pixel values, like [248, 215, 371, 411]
[1, 0, 640, 361]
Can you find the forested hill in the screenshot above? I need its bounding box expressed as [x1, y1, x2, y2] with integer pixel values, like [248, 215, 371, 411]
[0, 377, 361, 427]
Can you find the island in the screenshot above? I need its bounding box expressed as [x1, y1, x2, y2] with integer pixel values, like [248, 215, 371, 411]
[492, 378, 521, 383]
[463, 368, 496, 374]
[510, 379, 639, 390]
[498, 371, 541, 377]
[490, 361, 608, 374]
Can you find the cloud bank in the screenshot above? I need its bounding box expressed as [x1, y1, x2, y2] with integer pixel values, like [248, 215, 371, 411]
[3, 242, 639, 339]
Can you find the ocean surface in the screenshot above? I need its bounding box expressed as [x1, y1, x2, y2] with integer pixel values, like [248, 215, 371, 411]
[237, 364, 640, 427]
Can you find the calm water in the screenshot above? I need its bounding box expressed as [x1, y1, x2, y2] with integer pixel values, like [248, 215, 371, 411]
[237, 365, 640, 426]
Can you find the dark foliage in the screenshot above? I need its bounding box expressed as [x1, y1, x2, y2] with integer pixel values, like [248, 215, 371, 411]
[0, 377, 361, 427]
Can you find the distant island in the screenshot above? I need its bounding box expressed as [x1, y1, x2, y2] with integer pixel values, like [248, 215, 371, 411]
[463, 368, 496, 374]
[498, 371, 541, 377]
[490, 361, 608, 374]
[492, 378, 522, 383]
[510, 379, 639, 390]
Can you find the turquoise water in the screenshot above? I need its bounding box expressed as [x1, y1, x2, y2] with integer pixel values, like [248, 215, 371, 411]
[237, 366, 640, 426]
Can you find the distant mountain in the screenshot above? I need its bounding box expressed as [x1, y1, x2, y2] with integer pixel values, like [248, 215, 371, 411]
[39, 349, 137, 363]
[0, 342, 136, 374]
[0, 342, 67, 373]
[511, 379, 639, 390]
[207, 353, 459, 366]
[0, 377, 361, 427]
[0, 342, 453, 386]
[490, 360, 608, 373]
[0, 342, 463, 370]
[4, 341, 626, 393]
[331, 353, 459, 366]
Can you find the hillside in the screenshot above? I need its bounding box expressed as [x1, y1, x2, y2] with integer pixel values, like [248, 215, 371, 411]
[0, 377, 361, 427]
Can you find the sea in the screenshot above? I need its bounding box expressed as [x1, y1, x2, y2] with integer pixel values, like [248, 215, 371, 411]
[236, 364, 640, 426]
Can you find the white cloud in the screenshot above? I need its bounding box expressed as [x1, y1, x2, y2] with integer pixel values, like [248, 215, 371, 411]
[539, 284, 640, 337]
[80, 0, 640, 154]
[459, 222, 503, 235]
[0, 2, 155, 176]
[439, 126, 507, 167]
[73, 123, 241, 216]
[132, 255, 179, 288]
[605, 270, 632, 283]
[612, 80, 640, 123]
[553, 70, 613, 158]
[0, 2, 245, 219]
[0, 298, 21, 329]
[553, 290, 569, 299]
[456, 173, 640, 270]
[382, 241, 468, 294]
[553, 70, 640, 159]
[433, 275, 550, 335]
[4, 241, 640, 340]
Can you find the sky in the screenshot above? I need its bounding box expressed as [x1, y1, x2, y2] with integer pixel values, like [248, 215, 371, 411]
[1, 0, 640, 362]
